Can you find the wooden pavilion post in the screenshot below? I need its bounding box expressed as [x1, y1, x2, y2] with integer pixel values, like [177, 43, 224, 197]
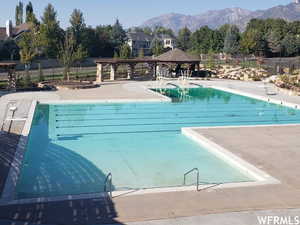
[110, 64, 118, 81]
[8, 68, 17, 91]
[127, 63, 136, 80]
[0, 63, 17, 91]
[96, 63, 103, 83]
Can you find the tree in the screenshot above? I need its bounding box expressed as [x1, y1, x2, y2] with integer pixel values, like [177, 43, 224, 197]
[223, 25, 240, 55]
[38, 63, 44, 82]
[119, 43, 131, 59]
[266, 30, 282, 56]
[39, 4, 63, 58]
[190, 26, 221, 54]
[58, 32, 87, 81]
[25, 2, 33, 23]
[281, 33, 299, 57]
[113, 51, 119, 58]
[240, 28, 267, 56]
[138, 48, 144, 58]
[111, 19, 126, 53]
[143, 27, 152, 36]
[69, 9, 86, 46]
[150, 38, 164, 56]
[153, 26, 175, 38]
[15, 1, 24, 26]
[218, 24, 231, 40]
[0, 39, 19, 60]
[18, 26, 39, 87]
[177, 27, 191, 51]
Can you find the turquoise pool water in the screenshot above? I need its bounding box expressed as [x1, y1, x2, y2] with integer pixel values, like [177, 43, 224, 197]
[15, 87, 300, 199]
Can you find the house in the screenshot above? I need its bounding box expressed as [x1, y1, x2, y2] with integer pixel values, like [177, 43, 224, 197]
[157, 34, 176, 50]
[0, 20, 30, 41]
[126, 31, 176, 57]
[127, 32, 153, 57]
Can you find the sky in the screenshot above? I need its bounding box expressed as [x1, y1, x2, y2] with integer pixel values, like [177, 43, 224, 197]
[0, 0, 293, 29]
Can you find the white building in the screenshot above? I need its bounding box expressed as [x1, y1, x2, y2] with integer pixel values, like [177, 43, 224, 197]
[158, 34, 176, 50]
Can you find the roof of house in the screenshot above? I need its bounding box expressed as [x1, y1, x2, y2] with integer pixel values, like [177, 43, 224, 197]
[127, 32, 153, 42]
[0, 23, 31, 41]
[155, 48, 200, 63]
[155, 34, 175, 40]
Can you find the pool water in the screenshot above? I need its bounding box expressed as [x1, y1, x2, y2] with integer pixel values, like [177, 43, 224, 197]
[15, 87, 300, 199]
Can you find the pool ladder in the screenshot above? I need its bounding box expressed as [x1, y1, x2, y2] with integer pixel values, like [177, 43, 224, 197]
[184, 168, 200, 191]
[1, 100, 17, 133]
[104, 173, 113, 198]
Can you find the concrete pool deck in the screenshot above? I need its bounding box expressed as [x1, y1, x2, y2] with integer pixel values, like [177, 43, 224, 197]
[0, 79, 300, 224]
[105, 125, 300, 223]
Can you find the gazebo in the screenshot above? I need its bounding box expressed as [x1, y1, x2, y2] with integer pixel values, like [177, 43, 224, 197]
[155, 48, 201, 74]
[94, 48, 201, 82]
[0, 62, 17, 90]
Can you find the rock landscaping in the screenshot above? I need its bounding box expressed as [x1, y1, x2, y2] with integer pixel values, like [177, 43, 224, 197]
[209, 65, 269, 81]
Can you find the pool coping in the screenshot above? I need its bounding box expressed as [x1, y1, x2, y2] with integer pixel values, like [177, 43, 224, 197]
[182, 125, 283, 185]
[0, 83, 299, 206]
[205, 84, 300, 110]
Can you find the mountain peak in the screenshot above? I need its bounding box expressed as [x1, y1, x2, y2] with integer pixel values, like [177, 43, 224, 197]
[141, 3, 300, 32]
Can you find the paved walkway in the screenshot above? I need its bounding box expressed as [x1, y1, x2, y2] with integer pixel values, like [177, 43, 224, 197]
[110, 209, 300, 225]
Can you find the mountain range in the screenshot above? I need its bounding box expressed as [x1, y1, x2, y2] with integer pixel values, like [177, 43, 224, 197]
[141, 3, 300, 32]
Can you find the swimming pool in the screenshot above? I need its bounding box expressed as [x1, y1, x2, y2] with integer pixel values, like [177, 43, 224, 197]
[15, 87, 300, 199]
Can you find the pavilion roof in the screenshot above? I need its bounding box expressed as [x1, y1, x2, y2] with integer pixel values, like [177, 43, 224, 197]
[94, 58, 158, 64]
[155, 48, 200, 63]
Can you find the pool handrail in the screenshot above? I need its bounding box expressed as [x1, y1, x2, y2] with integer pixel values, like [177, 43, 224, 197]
[104, 172, 112, 198]
[183, 168, 200, 191]
[1, 100, 17, 133]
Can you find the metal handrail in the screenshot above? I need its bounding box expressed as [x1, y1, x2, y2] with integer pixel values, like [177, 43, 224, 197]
[183, 168, 200, 191]
[104, 172, 112, 198]
[1, 100, 17, 132]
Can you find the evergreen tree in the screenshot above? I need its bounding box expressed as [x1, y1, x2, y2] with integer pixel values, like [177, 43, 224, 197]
[69, 9, 86, 46]
[15, 1, 24, 26]
[0, 39, 19, 60]
[39, 4, 63, 58]
[177, 27, 191, 51]
[281, 33, 299, 57]
[25, 2, 33, 23]
[223, 25, 240, 55]
[111, 19, 126, 52]
[267, 30, 282, 56]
